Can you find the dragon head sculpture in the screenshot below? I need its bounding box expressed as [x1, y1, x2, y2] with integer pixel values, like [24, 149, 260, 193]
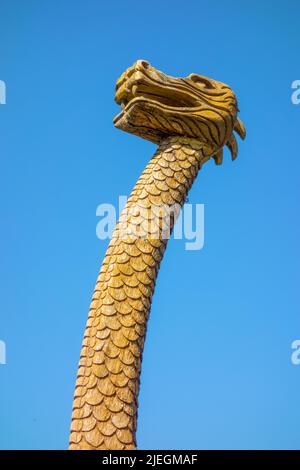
[113, 60, 245, 164]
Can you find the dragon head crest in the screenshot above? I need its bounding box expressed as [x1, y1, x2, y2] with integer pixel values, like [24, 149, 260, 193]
[113, 60, 245, 164]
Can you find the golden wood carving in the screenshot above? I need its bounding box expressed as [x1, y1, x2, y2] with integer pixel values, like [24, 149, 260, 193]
[69, 60, 245, 450]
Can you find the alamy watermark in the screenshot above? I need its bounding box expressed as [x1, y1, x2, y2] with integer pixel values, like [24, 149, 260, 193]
[291, 340, 300, 365]
[0, 340, 6, 365]
[96, 196, 204, 251]
[0, 80, 6, 104]
[291, 80, 300, 105]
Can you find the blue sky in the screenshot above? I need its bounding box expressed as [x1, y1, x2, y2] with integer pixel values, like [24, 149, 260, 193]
[0, 0, 299, 449]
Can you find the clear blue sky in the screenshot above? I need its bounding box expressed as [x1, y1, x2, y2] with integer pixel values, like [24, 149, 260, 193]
[0, 0, 299, 450]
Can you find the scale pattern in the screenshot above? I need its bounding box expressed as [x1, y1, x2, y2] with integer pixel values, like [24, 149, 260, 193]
[69, 136, 213, 449]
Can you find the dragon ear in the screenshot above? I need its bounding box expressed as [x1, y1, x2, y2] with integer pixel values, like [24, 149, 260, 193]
[234, 117, 246, 140]
[226, 134, 238, 161]
[213, 148, 223, 165]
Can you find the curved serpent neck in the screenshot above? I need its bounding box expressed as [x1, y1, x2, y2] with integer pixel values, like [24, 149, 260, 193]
[69, 136, 215, 450]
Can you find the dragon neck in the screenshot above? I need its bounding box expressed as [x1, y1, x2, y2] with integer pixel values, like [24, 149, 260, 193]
[70, 136, 214, 450]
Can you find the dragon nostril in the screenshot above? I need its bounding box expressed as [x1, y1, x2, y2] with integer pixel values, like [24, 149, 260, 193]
[140, 60, 150, 69]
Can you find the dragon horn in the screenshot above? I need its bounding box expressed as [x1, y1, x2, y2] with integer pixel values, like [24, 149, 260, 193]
[227, 134, 238, 161]
[234, 117, 246, 140]
[213, 148, 223, 165]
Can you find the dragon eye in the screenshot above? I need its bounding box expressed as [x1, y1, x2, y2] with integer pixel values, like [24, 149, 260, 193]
[190, 74, 213, 88]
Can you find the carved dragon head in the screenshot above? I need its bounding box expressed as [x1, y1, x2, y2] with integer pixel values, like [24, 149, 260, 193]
[113, 60, 245, 164]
